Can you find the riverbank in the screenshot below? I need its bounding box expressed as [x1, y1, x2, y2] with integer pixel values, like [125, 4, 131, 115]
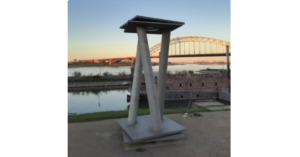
[68, 81, 130, 88]
[68, 107, 211, 123]
[68, 86, 129, 91]
[68, 75, 131, 88]
[68, 64, 132, 68]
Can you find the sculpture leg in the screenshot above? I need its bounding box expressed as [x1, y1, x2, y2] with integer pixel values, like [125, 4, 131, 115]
[127, 40, 142, 125]
[136, 26, 162, 132]
[157, 30, 171, 120]
[226, 45, 230, 93]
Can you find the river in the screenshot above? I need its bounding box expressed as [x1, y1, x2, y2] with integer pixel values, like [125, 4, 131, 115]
[67, 64, 300, 114]
[68, 64, 228, 77]
[68, 64, 229, 115]
[68, 87, 192, 115]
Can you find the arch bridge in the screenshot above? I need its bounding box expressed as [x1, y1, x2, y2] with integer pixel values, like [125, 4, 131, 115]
[79, 36, 230, 64]
[149, 36, 230, 56]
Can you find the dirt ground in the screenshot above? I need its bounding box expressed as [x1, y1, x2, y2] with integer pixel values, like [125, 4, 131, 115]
[68, 111, 230, 157]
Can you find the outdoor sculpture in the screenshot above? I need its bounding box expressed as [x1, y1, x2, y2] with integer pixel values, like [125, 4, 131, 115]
[117, 16, 186, 144]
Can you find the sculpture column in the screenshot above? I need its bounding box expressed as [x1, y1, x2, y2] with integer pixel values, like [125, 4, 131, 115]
[127, 40, 142, 125]
[136, 26, 162, 131]
[170, 43, 173, 55]
[157, 30, 171, 120]
[226, 45, 230, 93]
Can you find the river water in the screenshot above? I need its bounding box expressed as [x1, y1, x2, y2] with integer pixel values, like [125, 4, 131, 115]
[67, 64, 300, 76]
[68, 64, 228, 76]
[68, 64, 229, 115]
[67, 64, 226, 114]
[68, 88, 130, 114]
[68, 87, 192, 115]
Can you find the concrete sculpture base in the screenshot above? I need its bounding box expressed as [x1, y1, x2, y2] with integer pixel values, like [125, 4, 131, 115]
[117, 115, 186, 143]
[122, 130, 185, 144]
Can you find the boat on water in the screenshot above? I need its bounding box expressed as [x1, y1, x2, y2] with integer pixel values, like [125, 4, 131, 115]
[127, 68, 230, 102]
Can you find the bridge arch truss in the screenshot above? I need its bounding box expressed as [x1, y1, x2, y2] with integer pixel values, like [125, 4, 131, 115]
[149, 36, 230, 56]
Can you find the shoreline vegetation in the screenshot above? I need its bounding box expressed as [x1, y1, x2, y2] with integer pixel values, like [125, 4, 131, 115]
[68, 63, 132, 68]
[68, 70, 195, 88]
[68, 71, 131, 88]
[68, 107, 212, 123]
[67, 62, 178, 68]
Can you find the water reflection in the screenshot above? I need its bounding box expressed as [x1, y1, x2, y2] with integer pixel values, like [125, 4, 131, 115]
[70, 88, 126, 96]
[68, 88, 130, 115]
[68, 88, 192, 115]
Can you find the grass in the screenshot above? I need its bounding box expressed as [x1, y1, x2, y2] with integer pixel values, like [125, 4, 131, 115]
[68, 107, 210, 123]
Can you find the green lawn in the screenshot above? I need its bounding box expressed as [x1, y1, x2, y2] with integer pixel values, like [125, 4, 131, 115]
[68, 107, 210, 123]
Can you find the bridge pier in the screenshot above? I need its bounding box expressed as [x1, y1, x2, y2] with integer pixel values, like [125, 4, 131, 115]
[199, 41, 201, 54]
[204, 41, 207, 54]
[210, 42, 213, 54]
[193, 41, 195, 54]
[188, 41, 190, 54]
[175, 41, 176, 54]
[184, 41, 185, 54]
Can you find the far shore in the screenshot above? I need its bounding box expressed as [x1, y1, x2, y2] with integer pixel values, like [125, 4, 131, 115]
[68, 74, 131, 88]
[67, 63, 187, 68]
[68, 85, 128, 91]
[68, 64, 131, 68]
[68, 81, 130, 88]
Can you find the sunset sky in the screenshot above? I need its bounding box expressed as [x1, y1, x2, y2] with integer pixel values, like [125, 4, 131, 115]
[68, 0, 230, 62]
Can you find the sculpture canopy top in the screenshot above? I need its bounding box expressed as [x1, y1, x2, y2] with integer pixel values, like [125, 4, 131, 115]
[120, 15, 184, 34]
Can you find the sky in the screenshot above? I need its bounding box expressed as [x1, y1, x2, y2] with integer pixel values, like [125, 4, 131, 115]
[68, 0, 230, 62]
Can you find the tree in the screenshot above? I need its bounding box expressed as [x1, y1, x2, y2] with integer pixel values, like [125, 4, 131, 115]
[103, 71, 112, 76]
[73, 71, 81, 77]
[188, 70, 194, 74]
